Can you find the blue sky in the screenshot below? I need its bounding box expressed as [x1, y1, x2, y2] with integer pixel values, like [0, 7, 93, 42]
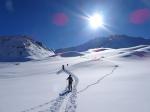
[0, 0, 150, 49]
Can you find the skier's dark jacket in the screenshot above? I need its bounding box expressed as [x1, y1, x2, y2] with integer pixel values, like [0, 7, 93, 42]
[67, 76, 73, 84]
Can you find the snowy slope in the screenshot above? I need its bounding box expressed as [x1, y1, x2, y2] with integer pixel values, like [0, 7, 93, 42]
[0, 45, 150, 112]
[0, 36, 55, 61]
[81, 45, 150, 59]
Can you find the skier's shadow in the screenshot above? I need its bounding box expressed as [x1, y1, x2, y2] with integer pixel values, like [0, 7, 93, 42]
[56, 69, 63, 74]
[59, 89, 71, 96]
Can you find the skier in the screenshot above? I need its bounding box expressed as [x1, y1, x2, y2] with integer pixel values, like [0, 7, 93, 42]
[67, 75, 73, 91]
[62, 65, 65, 70]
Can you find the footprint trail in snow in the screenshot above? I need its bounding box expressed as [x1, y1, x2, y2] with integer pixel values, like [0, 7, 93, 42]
[21, 60, 117, 112]
[63, 69, 78, 112]
[39, 69, 79, 112]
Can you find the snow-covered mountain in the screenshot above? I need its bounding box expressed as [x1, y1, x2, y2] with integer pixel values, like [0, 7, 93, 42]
[0, 36, 55, 61]
[55, 35, 150, 53]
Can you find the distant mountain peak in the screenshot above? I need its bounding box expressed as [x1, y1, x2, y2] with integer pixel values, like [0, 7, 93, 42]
[0, 36, 55, 61]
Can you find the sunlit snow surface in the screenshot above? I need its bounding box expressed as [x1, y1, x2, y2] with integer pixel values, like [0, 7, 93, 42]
[0, 45, 150, 112]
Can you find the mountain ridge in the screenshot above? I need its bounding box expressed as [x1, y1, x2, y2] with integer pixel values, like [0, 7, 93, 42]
[0, 35, 55, 61]
[55, 35, 150, 53]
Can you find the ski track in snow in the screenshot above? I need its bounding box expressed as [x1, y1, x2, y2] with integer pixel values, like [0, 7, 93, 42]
[45, 69, 79, 112]
[21, 69, 78, 112]
[77, 65, 118, 94]
[63, 69, 78, 112]
[20, 59, 118, 112]
[20, 100, 55, 112]
[37, 69, 79, 112]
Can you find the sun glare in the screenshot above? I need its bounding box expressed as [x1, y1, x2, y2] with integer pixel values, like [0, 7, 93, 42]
[88, 13, 104, 29]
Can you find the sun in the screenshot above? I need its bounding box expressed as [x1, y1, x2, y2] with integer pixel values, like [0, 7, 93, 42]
[88, 13, 104, 29]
